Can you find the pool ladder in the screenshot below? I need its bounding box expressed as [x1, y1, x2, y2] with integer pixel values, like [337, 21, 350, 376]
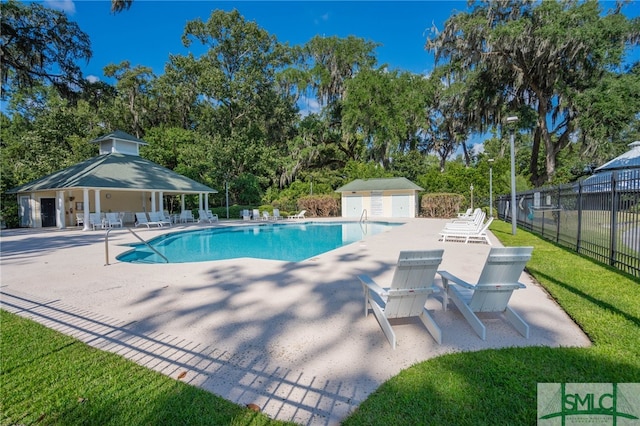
[359, 209, 368, 235]
[104, 227, 169, 265]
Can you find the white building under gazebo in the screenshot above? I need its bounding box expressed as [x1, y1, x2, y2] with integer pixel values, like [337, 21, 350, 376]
[7, 131, 217, 230]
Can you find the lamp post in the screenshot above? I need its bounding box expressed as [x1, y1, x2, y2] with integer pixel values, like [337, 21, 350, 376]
[470, 184, 474, 210]
[225, 178, 230, 219]
[488, 158, 494, 218]
[506, 116, 519, 235]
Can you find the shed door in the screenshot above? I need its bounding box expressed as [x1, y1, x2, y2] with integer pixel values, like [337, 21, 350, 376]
[19, 196, 31, 227]
[40, 198, 56, 227]
[344, 195, 362, 218]
[392, 195, 411, 217]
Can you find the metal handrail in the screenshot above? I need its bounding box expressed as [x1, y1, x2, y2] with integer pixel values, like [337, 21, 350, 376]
[360, 209, 368, 223]
[105, 227, 169, 265]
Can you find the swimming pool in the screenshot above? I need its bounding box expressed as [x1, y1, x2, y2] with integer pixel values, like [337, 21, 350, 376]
[117, 221, 402, 263]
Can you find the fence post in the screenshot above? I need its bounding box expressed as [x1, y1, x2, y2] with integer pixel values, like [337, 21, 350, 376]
[610, 170, 618, 268]
[576, 180, 583, 253]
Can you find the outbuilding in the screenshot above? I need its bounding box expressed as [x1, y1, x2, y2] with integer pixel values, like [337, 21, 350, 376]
[335, 177, 423, 218]
[6, 131, 217, 230]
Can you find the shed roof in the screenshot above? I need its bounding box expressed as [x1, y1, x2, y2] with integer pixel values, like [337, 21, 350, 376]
[89, 130, 148, 146]
[7, 153, 216, 194]
[335, 177, 423, 192]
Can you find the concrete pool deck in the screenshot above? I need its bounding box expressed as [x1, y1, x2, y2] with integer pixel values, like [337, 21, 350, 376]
[0, 218, 590, 425]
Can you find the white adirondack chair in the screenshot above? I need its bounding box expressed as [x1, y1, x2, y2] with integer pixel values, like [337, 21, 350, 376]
[437, 246, 533, 340]
[358, 249, 444, 348]
[439, 217, 493, 245]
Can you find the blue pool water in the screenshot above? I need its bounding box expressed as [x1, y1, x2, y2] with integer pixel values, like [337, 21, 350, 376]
[117, 221, 402, 263]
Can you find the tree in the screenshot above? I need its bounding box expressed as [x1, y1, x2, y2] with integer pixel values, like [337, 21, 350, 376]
[1, 0, 92, 100]
[111, 0, 133, 14]
[427, 0, 640, 185]
[342, 68, 434, 167]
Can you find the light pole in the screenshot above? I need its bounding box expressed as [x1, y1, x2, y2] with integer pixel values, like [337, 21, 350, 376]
[488, 158, 494, 218]
[225, 176, 230, 219]
[507, 116, 519, 235]
[470, 184, 474, 210]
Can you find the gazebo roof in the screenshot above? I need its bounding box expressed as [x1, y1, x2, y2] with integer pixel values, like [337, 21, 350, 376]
[7, 152, 216, 194]
[335, 177, 423, 192]
[595, 141, 640, 172]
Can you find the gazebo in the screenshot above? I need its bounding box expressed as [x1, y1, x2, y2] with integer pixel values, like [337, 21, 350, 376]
[7, 131, 217, 230]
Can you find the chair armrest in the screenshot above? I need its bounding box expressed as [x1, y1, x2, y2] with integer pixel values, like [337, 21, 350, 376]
[437, 270, 475, 290]
[357, 274, 388, 297]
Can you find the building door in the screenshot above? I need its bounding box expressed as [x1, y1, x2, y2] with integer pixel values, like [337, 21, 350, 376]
[40, 198, 56, 227]
[343, 195, 363, 217]
[19, 196, 31, 227]
[392, 195, 411, 217]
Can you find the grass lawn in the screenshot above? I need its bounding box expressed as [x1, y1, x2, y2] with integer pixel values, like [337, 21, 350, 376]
[2, 219, 639, 425]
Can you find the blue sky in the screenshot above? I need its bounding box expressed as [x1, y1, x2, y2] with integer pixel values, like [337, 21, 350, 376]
[34, 0, 640, 151]
[47, 0, 470, 80]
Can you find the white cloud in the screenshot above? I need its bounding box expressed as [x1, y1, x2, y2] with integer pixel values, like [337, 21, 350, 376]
[298, 95, 321, 118]
[86, 75, 100, 83]
[44, 0, 76, 14]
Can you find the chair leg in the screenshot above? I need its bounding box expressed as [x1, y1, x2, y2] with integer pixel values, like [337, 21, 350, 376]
[362, 285, 370, 317]
[448, 288, 486, 340]
[370, 302, 396, 349]
[419, 309, 442, 344]
[504, 307, 529, 338]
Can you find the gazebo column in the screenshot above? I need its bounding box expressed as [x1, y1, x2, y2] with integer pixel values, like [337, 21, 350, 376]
[83, 189, 90, 231]
[94, 189, 101, 216]
[198, 193, 203, 211]
[151, 191, 157, 213]
[56, 191, 66, 229]
[181, 194, 185, 212]
[205, 193, 209, 211]
[158, 191, 164, 214]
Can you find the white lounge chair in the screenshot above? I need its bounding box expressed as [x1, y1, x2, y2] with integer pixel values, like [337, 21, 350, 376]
[358, 249, 444, 348]
[439, 217, 493, 245]
[270, 208, 282, 220]
[135, 212, 162, 228]
[199, 209, 218, 223]
[105, 212, 123, 228]
[443, 210, 486, 230]
[241, 209, 251, 220]
[437, 246, 533, 340]
[179, 210, 196, 223]
[252, 209, 260, 220]
[287, 210, 306, 219]
[75, 213, 84, 227]
[149, 211, 171, 227]
[262, 211, 270, 220]
[457, 208, 473, 218]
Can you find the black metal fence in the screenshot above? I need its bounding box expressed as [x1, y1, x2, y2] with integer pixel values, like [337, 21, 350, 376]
[496, 168, 640, 279]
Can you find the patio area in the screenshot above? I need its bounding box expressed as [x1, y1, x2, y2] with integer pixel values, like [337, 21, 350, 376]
[0, 218, 590, 425]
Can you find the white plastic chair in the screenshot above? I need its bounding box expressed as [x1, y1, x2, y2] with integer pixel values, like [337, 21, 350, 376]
[437, 246, 533, 340]
[358, 249, 444, 348]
